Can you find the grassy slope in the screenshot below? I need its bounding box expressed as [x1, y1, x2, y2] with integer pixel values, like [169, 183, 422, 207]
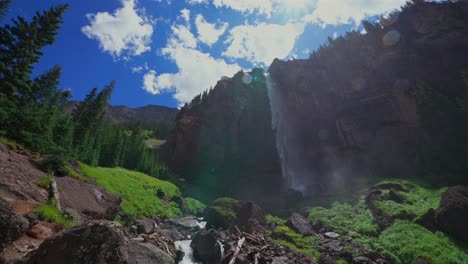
[268, 179, 468, 264]
[81, 164, 185, 218]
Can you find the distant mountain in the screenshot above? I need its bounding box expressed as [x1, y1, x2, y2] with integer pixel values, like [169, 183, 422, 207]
[65, 101, 179, 124]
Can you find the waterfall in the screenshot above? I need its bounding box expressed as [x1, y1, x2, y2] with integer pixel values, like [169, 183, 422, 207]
[266, 73, 306, 193]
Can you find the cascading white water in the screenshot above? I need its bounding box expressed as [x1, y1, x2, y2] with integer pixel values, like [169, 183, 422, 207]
[266, 73, 307, 193]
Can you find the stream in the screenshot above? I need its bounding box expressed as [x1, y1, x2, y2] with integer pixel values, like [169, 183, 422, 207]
[174, 218, 207, 264]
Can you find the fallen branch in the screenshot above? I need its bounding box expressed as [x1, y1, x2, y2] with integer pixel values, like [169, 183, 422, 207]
[228, 236, 245, 264]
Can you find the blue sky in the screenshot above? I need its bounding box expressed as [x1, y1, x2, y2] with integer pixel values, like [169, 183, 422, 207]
[4, 0, 416, 108]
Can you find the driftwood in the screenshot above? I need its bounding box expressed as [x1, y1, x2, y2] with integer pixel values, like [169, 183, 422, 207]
[49, 176, 61, 211]
[228, 236, 245, 264]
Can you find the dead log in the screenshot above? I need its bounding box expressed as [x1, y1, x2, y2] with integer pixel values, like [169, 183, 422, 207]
[228, 237, 245, 264]
[49, 176, 61, 211]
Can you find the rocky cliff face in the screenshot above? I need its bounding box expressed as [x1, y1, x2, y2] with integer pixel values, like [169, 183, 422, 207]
[268, 1, 468, 193]
[162, 69, 282, 203]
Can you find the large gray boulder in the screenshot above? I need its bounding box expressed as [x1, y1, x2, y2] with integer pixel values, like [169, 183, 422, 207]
[191, 230, 222, 264]
[435, 186, 468, 242]
[286, 213, 314, 236]
[0, 198, 29, 252]
[128, 242, 174, 264]
[19, 220, 128, 264]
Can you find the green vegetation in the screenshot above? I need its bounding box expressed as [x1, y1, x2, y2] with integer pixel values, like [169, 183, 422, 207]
[308, 200, 379, 236]
[65, 166, 91, 183]
[301, 179, 468, 264]
[375, 180, 446, 219]
[270, 224, 320, 260]
[362, 221, 468, 264]
[34, 200, 75, 228]
[0, 1, 169, 179]
[37, 174, 53, 189]
[81, 164, 182, 218]
[185, 197, 206, 215]
[0, 137, 22, 150]
[266, 214, 286, 225]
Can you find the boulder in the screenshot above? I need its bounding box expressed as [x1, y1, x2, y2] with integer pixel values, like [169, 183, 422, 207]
[190, 230, 222, 264]
[54, 177, 121, 220]
[0, 198, 29, 252]
[19, 220, 128, 264]
[167, 216, 200, 230]
[236, 201, 266, 233]
[435, 186, 468, 242]
[135, 218, 157, 234]
[415, 208, 438, 231]
[286, 213, 314, 236]
[128, 242, 174, 264]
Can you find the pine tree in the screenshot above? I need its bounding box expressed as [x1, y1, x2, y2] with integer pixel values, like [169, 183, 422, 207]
[0, 0, 11, 22]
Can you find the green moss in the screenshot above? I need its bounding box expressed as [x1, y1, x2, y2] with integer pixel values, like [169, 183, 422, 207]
[34, 200, 75, 228]
[0, 137, 22, 150]
[374, 180, 446, 219]
[66, 166, 90, 183]
[308, 200, 379, 236]
[185, 197, 206, 215]
[271, 225, 320, 260]
[81, 164, 182, 218]
[336, 260, 348, 264]
[166, 201, 184, 218]
[362, 221, 468, 264]
[265, 214, 286, 225]
[37, 174, 53, 189]
[211, 205, 237, 221]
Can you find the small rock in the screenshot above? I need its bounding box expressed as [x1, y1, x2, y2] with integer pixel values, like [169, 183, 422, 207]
[286, 213, 314, 235]
[167, 216, 200, 229]
[135, 217, 157, 234]
[128, 242, 174, 264]
[324, 232, 340, 239]
[353, 256, 373, 264]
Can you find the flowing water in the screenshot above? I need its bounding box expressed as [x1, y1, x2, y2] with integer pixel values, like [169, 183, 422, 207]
[266, 73, 307, 193]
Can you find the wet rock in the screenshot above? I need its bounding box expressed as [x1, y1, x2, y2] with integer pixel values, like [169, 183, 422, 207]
[0, 198, 29, 252]
[191, 230, 222, 264]
[312, 219, 323, 232]
[324, 232, 340, 239]
[135, 217, 157, 234]
[286, 213, 314, 236]
[387, 190, 405, 204]
[353, 256, 373, 264]
[272, 256, 288, 264]
[365, 188, 393, 230]
[167, 216, 200, 230]
[434, 185, 468, 242]
[153, 228, 184, 241]
[318, 254, 336, 264]
[415, 208, 437, 231]
[19, 220, 128, 264]
[318, 239, 343, 253]
[128, 242, 174, 264]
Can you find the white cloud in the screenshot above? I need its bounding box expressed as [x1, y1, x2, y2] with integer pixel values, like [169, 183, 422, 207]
[82, 0, 153, 59]
[186, 0, 208, 4]
[223, 23, 305, 65]
[213, 0, 274, 17]
[195, 14, 228, 46]
[180, 8, 190, 24]
[302, 0, 407, 26]
[143, 21, 240, 103]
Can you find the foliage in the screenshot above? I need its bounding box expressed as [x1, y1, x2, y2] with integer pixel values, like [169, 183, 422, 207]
[308, 200, 379, 236]
[271, 224, 320, 260]
[361, 221, 468, 264]
[39, 148, 69, 176]
[375, 180, 446, 219]
[265, 214, 286, 225]
[65, 165, 90, 183]
[34, 200, 75, 228]
[81, 164, 181, 218]
[37, 174, 53, 189]
[0, 137, 22, 150]
[185, 197, 206, 215]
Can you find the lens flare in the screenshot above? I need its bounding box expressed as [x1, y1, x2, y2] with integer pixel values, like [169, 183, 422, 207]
[382, 30, 401, 47]
[242, 73, 253, 85]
